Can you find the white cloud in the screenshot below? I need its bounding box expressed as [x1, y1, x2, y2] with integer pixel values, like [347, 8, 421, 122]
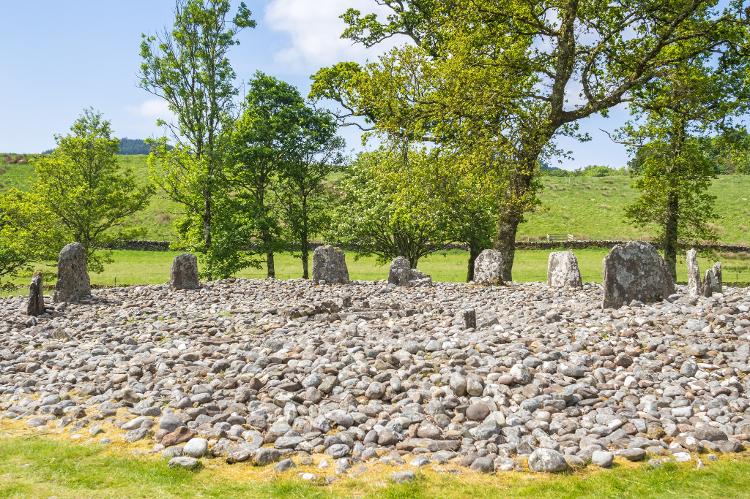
[265, 0, 401, 68]
[131, 98, 173, 120]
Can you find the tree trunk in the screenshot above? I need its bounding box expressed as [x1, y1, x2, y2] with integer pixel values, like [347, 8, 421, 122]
[301, 236, 309, 279]
[467, 244, 481, 282]
[267, 251, 276, 279]
[664, 191, 679, 280]
[203, 189, 212, 251]
[494, 208, 521, 282]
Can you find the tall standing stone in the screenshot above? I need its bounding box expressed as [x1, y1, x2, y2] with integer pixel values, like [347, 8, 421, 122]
[171, 253, 200, 290]
[473, 250, 504, 285]
[312, 246, 350, 284]
[702, 262, 722, 297]
[602, 241, 674, 308]
[27, 273, 45, 316]
[53, 242, 91, 303]
[547, 251, 583, 288]
[686, 248, 701, 297]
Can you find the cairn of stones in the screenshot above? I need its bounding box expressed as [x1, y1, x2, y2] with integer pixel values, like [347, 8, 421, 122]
[53, 242, 91, 303]
[602, 241, 674, 308]
[686, 248, 701, 297]
[473, 249, 504, 285]
[312, 245, 350, 284]
[547, 251, 583, 288]
[171, 253, 200, 290]
[387, 257, 431, 287]
[703, 262, 722, 297]
[26, 273, 45, 316]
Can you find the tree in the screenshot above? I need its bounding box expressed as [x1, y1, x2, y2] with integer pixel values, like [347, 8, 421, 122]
[30, 110, 151, 271]
[140, 0, 255, 268]
[317, 0, 747, 280]
[621, 56, 748, 278]
[277, 107, 345, 279]
[329, 148, 448, 268]
[217, 73, 301, 278]
[0, 189, 59, 280]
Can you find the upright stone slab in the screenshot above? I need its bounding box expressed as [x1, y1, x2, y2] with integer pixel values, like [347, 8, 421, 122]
[686, 248, 701, 297]
[461, 309, 477, 330]
[473, 250, 504, 285]
[27, 273, 45, 316]
[53, 242, 91, 303]
[388, 256, 431, 286]
[602, 241, 674, 309]
[702, 262, 722, 297]
[547, 251, 583, 288]
[312, 246, 350, 284]
[171, 253, 200, 290]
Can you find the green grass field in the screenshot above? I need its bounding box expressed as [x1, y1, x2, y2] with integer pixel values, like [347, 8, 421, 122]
[3, 248, 749, 296]
[3, 155, 750, 244]
[1, 435, 750, 498]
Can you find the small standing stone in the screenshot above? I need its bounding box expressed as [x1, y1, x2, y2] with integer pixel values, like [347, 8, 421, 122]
[461, 309, 477, 329]
[702, 262, 722, 297]
[686, 248, 701, 297]
[27, 273, 45, 316]
[312, 246, 350, 284]
[388, 256, 431, 286]
[53, 242, 91, 303]
[473, 249, 504, 285]
[547, 251, 583, 288]
[602, 241, 674, 308]
[170, 253, 200, 290]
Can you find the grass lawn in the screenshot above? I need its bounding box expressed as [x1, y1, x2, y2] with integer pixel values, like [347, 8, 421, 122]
[3, 156, 750, 244]
[1, 434, 750, 498]
[2, 248, 749, 296]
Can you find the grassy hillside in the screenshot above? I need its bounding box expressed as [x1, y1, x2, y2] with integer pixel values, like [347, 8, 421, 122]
[2, 155, 750, 244]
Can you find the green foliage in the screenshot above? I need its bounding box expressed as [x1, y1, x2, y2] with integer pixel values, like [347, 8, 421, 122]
[328, 148, 450, 267]
[212, 73, 303, 278]
[27, 110, 151, 272]
[140, 0, 255, 262]
[321, 0, 748, 280]
[0, 189, 57, 279]
[621, 54, 748, 276]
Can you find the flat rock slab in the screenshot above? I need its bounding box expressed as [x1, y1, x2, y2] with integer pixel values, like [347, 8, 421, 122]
[602, 241, 674, 308]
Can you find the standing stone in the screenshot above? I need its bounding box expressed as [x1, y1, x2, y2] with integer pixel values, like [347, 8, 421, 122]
[473, 249, 504, 285]
[461, 309, 477, 330]
[53, 242, 91, 303]
[312, 246, 350, 284]
[602, 241, 674, 309]
[686, 248, 701, 297]
[27, 273, 45, 316]
[388, 256, 431, 286]
[170, 253, 200, 290]
[547, 251, 583, 288]
[702, 262, 722, 297]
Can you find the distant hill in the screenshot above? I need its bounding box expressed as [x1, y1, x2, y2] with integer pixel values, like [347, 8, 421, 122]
[41, 138, 167, 155]
[119, 138, 152, 155]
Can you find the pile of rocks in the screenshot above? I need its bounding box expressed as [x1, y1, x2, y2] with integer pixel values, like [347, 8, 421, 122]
[2, 276, 749, 475]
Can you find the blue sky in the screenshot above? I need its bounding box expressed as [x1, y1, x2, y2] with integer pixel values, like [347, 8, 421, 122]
[1, 0, 651, 169]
